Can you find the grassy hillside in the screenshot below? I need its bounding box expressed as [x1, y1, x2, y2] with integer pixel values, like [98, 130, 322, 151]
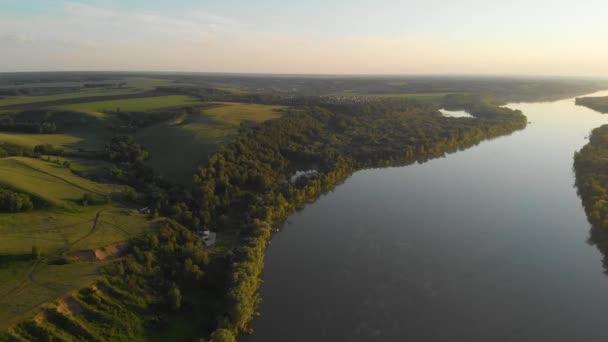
[0, 157, 116, 206]
[0, 206, 160, 330]
[0, 156, 159, 330]
[0, 133, 82, 150]
[136, 102, 286, 184]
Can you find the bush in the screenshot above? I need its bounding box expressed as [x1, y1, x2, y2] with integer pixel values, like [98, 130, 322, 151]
[0, 188, 34, 212]
[80, 193, 109, 206]
[210, 329, 236, 342]
[34, 144, 64, 156]
[31, 245, 41, 260]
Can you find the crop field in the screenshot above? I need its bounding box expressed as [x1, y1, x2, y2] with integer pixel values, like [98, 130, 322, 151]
[136, 102, 286, 184]
[54, 95, 202, 115]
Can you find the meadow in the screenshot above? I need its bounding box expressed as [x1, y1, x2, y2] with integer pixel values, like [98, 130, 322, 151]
[0, 157, 116, 206]
[54, 95, 202, 117]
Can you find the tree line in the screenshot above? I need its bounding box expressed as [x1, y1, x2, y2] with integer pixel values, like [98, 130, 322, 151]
[574, 124, 608, 273]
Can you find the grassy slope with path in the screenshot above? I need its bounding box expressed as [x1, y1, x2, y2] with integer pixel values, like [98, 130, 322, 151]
[0, 155, 159, 329]
[0, 157, 115, 206]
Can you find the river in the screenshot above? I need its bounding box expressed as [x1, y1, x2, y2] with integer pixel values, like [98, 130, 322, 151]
[245, 91, 608, 341]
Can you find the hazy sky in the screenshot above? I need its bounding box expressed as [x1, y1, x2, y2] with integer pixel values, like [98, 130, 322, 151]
[2, 0, 608, 75]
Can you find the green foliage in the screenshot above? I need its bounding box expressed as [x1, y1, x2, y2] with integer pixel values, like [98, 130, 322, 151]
[0, 187, 33, 212]
[31, 245, 41, 260]
[33, 144, 63, 156]
[168, 284, 182, 311]
[105, 135, 150, 164]
[210, 329, 236, 342]
[0, 142, 36, 158]
[574, 125, 608, 274]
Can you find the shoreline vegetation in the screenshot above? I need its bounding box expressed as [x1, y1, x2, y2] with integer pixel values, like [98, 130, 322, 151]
[576, 96, 608, 114]
[574, 125, 608, 274]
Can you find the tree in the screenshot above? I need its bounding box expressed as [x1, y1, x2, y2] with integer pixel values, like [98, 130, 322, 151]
[210, 329, 236, 342]
[168, 284, 182, 310]
[81, 193, 94, 206]
[31, 245, 41, 260]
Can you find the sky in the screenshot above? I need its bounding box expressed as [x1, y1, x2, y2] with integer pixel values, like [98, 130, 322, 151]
[1, 0, 608, 76]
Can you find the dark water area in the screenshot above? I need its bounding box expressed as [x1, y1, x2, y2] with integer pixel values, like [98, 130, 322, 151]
[245, 91, 608, 341]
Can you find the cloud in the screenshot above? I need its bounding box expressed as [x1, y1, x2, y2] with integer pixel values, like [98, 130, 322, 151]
[0, 1, 238, 46]
[2, 1, 608, 75]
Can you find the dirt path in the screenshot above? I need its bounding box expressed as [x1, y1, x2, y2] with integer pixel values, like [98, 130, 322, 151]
[0, 210, 105, 302]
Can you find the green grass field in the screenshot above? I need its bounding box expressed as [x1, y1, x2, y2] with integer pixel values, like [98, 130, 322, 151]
[0, 205, 160, 330]
[0, 155, 157, 328]
[0, 133, 83, 149]
[54, 95, 202, 116]
[0, 260, 101, 330]
[204, 102, 284, 125]
[0, 89, 142, 107]
[0, 157, 117, 206]
[136, 102, 285, 184]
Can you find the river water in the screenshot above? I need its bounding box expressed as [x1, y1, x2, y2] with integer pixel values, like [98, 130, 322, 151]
[246, 91, 608, 341]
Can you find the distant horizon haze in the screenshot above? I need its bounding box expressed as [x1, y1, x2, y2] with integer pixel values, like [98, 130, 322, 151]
[2, 0, 608, 76]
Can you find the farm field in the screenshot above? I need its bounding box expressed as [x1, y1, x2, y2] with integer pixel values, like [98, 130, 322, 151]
[135, 102, 286, 184]
[53, 95, 202, 116]
[0, 76, 187, 90]
[0, 89, 142, 108]
[0, 133, 83, 149]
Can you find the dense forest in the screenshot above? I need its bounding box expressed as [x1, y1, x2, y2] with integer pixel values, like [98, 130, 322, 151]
[574, 125, 608, 274]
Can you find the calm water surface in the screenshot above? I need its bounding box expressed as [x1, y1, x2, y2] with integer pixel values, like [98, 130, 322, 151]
[245, 91, 608, 341]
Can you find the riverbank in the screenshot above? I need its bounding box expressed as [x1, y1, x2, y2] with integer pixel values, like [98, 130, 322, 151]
[247, 92, 608, 342]
[194, 99, 528, 338]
